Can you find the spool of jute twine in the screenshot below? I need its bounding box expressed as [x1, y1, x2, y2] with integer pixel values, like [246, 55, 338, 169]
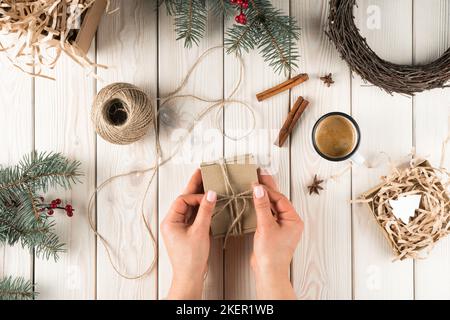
[91, 83, 154, 145]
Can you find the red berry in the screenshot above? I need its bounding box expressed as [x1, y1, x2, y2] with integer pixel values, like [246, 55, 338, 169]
[55, 198, 61, 205]
[51, 202, 57, 209]
[65, 204, 74, 215]
[47, 209, 54, 215]
[236, 0, 243, 4]
[241, 1, 248, 9]
[230, 0, 237, 3]
[236, 13, 247, 24]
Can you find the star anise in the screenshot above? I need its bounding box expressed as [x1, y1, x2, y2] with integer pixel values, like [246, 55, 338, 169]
[307, 175, 324, 195]
[320, 73, 335, 87]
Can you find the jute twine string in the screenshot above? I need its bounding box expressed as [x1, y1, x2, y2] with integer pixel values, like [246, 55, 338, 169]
[87, 46, 256, 280]
[214, 160, 254, 249]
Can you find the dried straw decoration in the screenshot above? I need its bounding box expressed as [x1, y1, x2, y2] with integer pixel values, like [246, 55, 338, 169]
[360, 160, 450, 260]
[0, 0, 103, 79]
[326, 0, 450, 95]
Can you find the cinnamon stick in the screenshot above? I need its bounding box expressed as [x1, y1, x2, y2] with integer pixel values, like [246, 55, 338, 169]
[256, 73, 309, 102]
[275, 96, 304, 146]
[274, 96, 310, 147]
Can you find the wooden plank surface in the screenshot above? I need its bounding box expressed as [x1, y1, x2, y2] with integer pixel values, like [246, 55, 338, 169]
[290, 0, 352, 300]
[352, 0, 414, 299]
[2, 0, 450, 300]
[0, 59, 33, 293]
[157, 4, 224, 299]
[413, 0, 450, 300]
[96, 0, 157, 299]
[34, 51, 96, 299]
[223, 0, 290, 300]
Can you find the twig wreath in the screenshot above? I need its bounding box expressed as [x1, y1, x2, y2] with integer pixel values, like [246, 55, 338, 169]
[326, 0, 450, 95]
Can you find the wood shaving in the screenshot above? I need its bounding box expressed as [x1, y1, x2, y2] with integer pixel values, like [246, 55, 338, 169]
[0, 0, 104, 79]
[360, 160, 450, 260]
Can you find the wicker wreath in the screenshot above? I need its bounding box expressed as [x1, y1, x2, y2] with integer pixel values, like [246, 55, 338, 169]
[326, 0, 450, 95]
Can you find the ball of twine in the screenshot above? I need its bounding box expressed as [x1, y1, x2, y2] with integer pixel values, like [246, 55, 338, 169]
[92, 83, 154, 145]
[326, 0, 450, 96]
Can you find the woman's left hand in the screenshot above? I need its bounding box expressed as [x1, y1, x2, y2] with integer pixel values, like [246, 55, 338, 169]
[161, 169, 217, 300]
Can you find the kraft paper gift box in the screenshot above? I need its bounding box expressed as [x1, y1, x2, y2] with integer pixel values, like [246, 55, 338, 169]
[69, 0, 107, 54]
[200, 154, 258, 238]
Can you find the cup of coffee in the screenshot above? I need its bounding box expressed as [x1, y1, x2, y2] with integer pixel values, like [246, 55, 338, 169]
[312, 112, 365, 164]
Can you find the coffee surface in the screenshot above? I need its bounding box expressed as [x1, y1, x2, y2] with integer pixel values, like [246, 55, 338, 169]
[314, 115, 356, 159]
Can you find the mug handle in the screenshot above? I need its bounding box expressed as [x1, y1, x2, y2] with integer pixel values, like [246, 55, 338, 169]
[350, 151, 366, 166]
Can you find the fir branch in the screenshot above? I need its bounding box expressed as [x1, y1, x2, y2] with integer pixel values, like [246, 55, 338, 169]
[209, 0, 233, 17]
[0, 151, 79, 262]
[34, 230, 65, 261]
[159, 0, 182, 15]
[26, 185, 39, 218]
[0, 151, 81, 205]
[174, 0, 207, 48]
[0, 151, 81, 197]
[161, 0, 300, 72]
[226, 0, 300, 74]
[0, 276, 36, 300]
[225, 19, 258, 54]
[0, 206, 65, 261]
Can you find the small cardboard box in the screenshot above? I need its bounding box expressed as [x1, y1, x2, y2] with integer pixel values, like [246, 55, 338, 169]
[200, 154, 258, 238]
[360, 159, 449, 258]
[70, 0, 107, 54]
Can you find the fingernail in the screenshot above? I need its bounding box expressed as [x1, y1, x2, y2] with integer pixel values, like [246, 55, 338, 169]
[253, 185, 264, 199]
[259, 167, 271, 176]
[206, 190, 217, 203]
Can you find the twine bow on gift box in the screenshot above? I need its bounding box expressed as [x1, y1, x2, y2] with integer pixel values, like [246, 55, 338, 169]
[214, 160, 254, 249]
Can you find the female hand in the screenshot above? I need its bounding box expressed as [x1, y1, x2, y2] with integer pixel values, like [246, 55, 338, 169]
[251, 171, 304, 299]
[161, 169, 217, 300]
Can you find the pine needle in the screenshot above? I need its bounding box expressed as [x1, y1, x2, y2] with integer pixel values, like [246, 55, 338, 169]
[0, 276, 36, 300]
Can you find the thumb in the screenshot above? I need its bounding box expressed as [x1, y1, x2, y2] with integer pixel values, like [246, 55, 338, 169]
[192, 190, 217, 231]
[252, 184, 276, 229]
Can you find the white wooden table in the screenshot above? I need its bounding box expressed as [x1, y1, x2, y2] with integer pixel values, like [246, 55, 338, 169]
[1, 0, 449, 300]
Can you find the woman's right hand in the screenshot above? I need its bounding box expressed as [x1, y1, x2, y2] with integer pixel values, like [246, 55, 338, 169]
[251, 172, 304, 300]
